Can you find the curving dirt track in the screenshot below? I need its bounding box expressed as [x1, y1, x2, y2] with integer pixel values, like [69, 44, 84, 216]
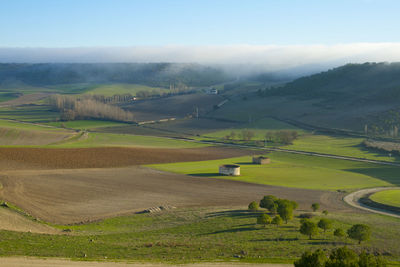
[0, 146, 250, 170]
[343, 187, 400, 218]
[0, 166, 352, 224]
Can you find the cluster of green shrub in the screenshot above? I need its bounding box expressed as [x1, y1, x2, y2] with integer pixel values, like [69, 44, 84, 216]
[295, 246, 386, 267]
[249, 197, 372, 245]
[248, 195, 298, 225]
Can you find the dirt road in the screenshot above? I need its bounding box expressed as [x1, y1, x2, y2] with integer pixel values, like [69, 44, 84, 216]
[343, 187, 400, 218]
[0, 257, 292, 267]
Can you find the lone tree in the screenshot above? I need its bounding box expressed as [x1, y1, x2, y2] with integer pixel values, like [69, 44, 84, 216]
[311, 203, 320, 212]
[317, 218, 332, 233]
[277, 200, 294, 223]
[322, 210, 329, 215]
[257, 213, 271, 227]
[248, 201, 259, 211]
[334, 228, 345, 238]
[300, 220, 318, 240]
[294, 249, 327, 267]
[259, 195, 277, 213]
[347, 224, 371, 244]
[271, 215, 283, 226]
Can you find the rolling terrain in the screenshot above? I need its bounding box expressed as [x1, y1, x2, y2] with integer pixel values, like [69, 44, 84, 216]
[0, 62, 400, 265]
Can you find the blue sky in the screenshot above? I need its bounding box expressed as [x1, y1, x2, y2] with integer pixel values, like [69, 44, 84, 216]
[1, 0, 399, 47]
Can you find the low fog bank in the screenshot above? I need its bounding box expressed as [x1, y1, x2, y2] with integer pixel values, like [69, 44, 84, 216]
[3, 44, 400, 65]
[2, 43, 400, 77]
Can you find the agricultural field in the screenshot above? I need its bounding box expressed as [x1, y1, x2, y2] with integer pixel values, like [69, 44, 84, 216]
[45, 119, 129, 130]
[49, 132, 207, 148]
[0, 119, 75, 146]
[201, 117, 301, 140]
[122, 93, 225, 121]
[0, 166, 346, 224]
[0, 105, 59, 122]
[0, 83, 400, 266]
[0, 206, 399, 264]
[83, 83, 168, 96]
[370, 189, 400, 208]
[284, 134, 399, 163]
[149, 152, 399, 191]
[0, 146, 248, 170]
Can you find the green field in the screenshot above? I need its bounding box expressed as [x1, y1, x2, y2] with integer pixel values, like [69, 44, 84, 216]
[49, 132, 207, 148]
[285, 134, 399, 163]
[149, 152, 399, 191]
[45, 120, 129, 130]
[370, 189, 400, 208]
[0, 105, 59, 122]
[0, 207, 399, 264]
[84, 83, 168, 96]
[0, 119, 71, 133]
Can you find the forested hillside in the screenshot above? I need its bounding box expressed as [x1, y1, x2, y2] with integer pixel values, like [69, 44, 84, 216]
[213, 62, 400, 136]
[264, 62, 400, 103]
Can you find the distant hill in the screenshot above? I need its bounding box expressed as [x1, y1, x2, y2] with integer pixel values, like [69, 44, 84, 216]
[212, 62, 400, 136]
[266, 62, 400, 104]
[0, 63, 231, 88]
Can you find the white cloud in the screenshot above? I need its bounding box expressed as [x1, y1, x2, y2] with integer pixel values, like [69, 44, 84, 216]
[1, 43, 400, 71]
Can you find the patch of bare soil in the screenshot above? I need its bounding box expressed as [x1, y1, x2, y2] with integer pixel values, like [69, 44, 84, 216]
[0, 166, 352, 224]
[0, 146, 250, 170]
[0, 207, 60, 234]
[0, 257, 292, 267]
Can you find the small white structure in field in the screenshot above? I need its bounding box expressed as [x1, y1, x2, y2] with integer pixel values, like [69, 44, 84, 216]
[252, 156, 271, 165]
[219, 164, 240, 176]
[207, 88, 218, 95]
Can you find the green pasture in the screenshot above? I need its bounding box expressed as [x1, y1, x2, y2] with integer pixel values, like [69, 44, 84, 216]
[202, 117, 301, 140]
[0, 92, 19, 102]
[49, 132, 207, 148]
[370, 189, 400, 208]
[285, 134, 399, 163]
[0, 207, 399, 264]
[149, 152, 399, 191]
[83, 83, 167, 96]
[0, 119, 69, 133]
[0, 106, 59, 122]
[45, 120, 128, 130]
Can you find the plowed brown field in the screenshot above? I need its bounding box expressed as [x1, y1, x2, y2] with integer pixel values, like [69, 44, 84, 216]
[0, 146, 249, 170]
[0, 166, 352, 224]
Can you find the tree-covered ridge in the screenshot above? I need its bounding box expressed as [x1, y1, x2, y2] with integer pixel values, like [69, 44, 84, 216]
[0, 63, 230, 87]
[264, 62, 400, 103]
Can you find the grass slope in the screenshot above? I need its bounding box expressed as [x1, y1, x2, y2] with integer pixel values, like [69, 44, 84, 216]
[285, 134, 399, 163]
[84, 83, 167, 97]
[0, 119, 74, 146]
[45, 120, 128, 130]
[0, 208, 399, 264]
[49, 132, 207, 148]
[149, 152, 399, 191]
[0, 105, 59, 122]
[370, 189, 400, 208]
